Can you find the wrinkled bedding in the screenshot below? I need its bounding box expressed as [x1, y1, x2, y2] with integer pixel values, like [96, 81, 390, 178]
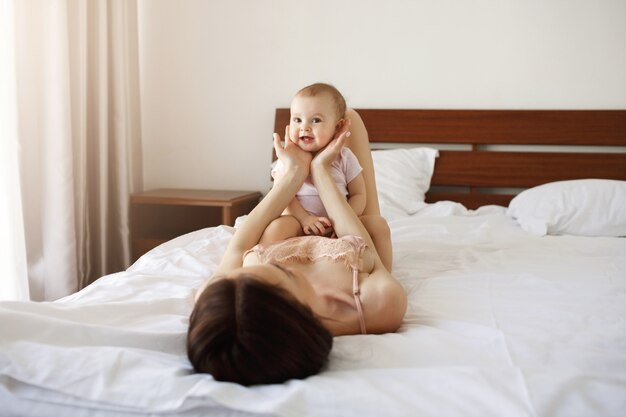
[1, 203, 625, 417]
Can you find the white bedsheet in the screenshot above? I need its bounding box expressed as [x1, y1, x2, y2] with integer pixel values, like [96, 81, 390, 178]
[1, 204, 625, 417]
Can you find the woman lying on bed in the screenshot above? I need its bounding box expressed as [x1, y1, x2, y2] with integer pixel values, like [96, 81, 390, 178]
[187, 109, 407, 386]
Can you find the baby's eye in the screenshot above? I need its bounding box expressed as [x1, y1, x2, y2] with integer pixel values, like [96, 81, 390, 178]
[292, 117, 301, 123]
[312, 118, 322, 123]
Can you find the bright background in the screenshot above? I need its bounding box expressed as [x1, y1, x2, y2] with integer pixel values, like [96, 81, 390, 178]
[137, 0, 626, 193]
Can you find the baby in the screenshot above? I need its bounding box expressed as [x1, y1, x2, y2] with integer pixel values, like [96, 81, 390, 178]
[261, 83, 367, 241]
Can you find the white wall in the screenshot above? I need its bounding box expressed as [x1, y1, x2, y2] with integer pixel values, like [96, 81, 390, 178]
[137, 0, 626, 193]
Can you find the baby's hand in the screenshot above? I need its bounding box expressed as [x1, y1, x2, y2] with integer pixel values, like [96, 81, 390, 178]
[301, 216, 332, 236]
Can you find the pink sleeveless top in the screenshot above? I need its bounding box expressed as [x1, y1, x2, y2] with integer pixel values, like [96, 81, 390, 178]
[244, 235, 368, 334]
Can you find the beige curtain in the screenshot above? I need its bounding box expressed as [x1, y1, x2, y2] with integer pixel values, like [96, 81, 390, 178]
[1, 0, 142, 301]
[0, 0, 29, 301]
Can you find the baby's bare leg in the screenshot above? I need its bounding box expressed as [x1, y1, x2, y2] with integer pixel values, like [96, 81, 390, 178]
[359, 214, 392, 271]
[259, 215, 303, 245]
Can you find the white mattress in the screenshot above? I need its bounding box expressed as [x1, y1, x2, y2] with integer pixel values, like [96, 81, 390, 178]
[1, 203, 625, 417]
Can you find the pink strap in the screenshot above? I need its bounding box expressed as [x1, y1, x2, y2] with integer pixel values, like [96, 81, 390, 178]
[352, 268, 367, 334]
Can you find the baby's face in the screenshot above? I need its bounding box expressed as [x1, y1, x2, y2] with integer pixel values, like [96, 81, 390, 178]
[289, 93, 343, 153]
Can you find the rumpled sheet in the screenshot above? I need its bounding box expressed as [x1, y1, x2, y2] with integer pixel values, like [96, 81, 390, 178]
[1, 204, 625, 417]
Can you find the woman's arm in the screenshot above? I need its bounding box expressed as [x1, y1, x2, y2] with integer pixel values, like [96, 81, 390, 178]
[199, 128, 310, 290]
[312, 119, 407, 333]
[272, 163, 314, 223]
[311, 129, 379, 256]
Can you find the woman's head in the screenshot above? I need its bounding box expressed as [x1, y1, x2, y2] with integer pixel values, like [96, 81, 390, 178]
[187, 274, 333, 386]
[289, 83, 347, 153]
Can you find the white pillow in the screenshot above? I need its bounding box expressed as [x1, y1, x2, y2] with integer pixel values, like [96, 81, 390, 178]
[371, 147, 439, 217]
[507, 179, 626, 237]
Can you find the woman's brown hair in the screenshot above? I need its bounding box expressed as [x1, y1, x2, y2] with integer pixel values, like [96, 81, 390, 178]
[187, 275, 333, 385]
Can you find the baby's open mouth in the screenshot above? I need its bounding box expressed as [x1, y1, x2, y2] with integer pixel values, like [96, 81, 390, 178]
[299, 136, 314, 144]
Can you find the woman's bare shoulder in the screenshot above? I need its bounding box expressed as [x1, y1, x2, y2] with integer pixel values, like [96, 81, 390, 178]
[361, 268, 407, 334]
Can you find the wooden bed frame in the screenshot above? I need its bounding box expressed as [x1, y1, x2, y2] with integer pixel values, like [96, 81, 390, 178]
[275, 109, 626, 209]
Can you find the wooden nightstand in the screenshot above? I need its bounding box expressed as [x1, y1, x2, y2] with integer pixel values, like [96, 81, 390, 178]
[130, 188, 262, 262]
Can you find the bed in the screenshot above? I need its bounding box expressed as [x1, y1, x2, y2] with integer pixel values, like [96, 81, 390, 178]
[2, 109, 626, 417]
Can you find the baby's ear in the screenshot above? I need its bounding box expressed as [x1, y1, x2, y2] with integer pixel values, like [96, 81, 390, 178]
[335, 118, 346, 131]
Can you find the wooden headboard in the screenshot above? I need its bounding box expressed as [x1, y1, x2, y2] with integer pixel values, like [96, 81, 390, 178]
[274, 109, 626, 209]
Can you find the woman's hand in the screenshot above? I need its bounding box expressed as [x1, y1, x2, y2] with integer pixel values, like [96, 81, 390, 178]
[311, 120, 351, 172]
[274, 125, 312, 176]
